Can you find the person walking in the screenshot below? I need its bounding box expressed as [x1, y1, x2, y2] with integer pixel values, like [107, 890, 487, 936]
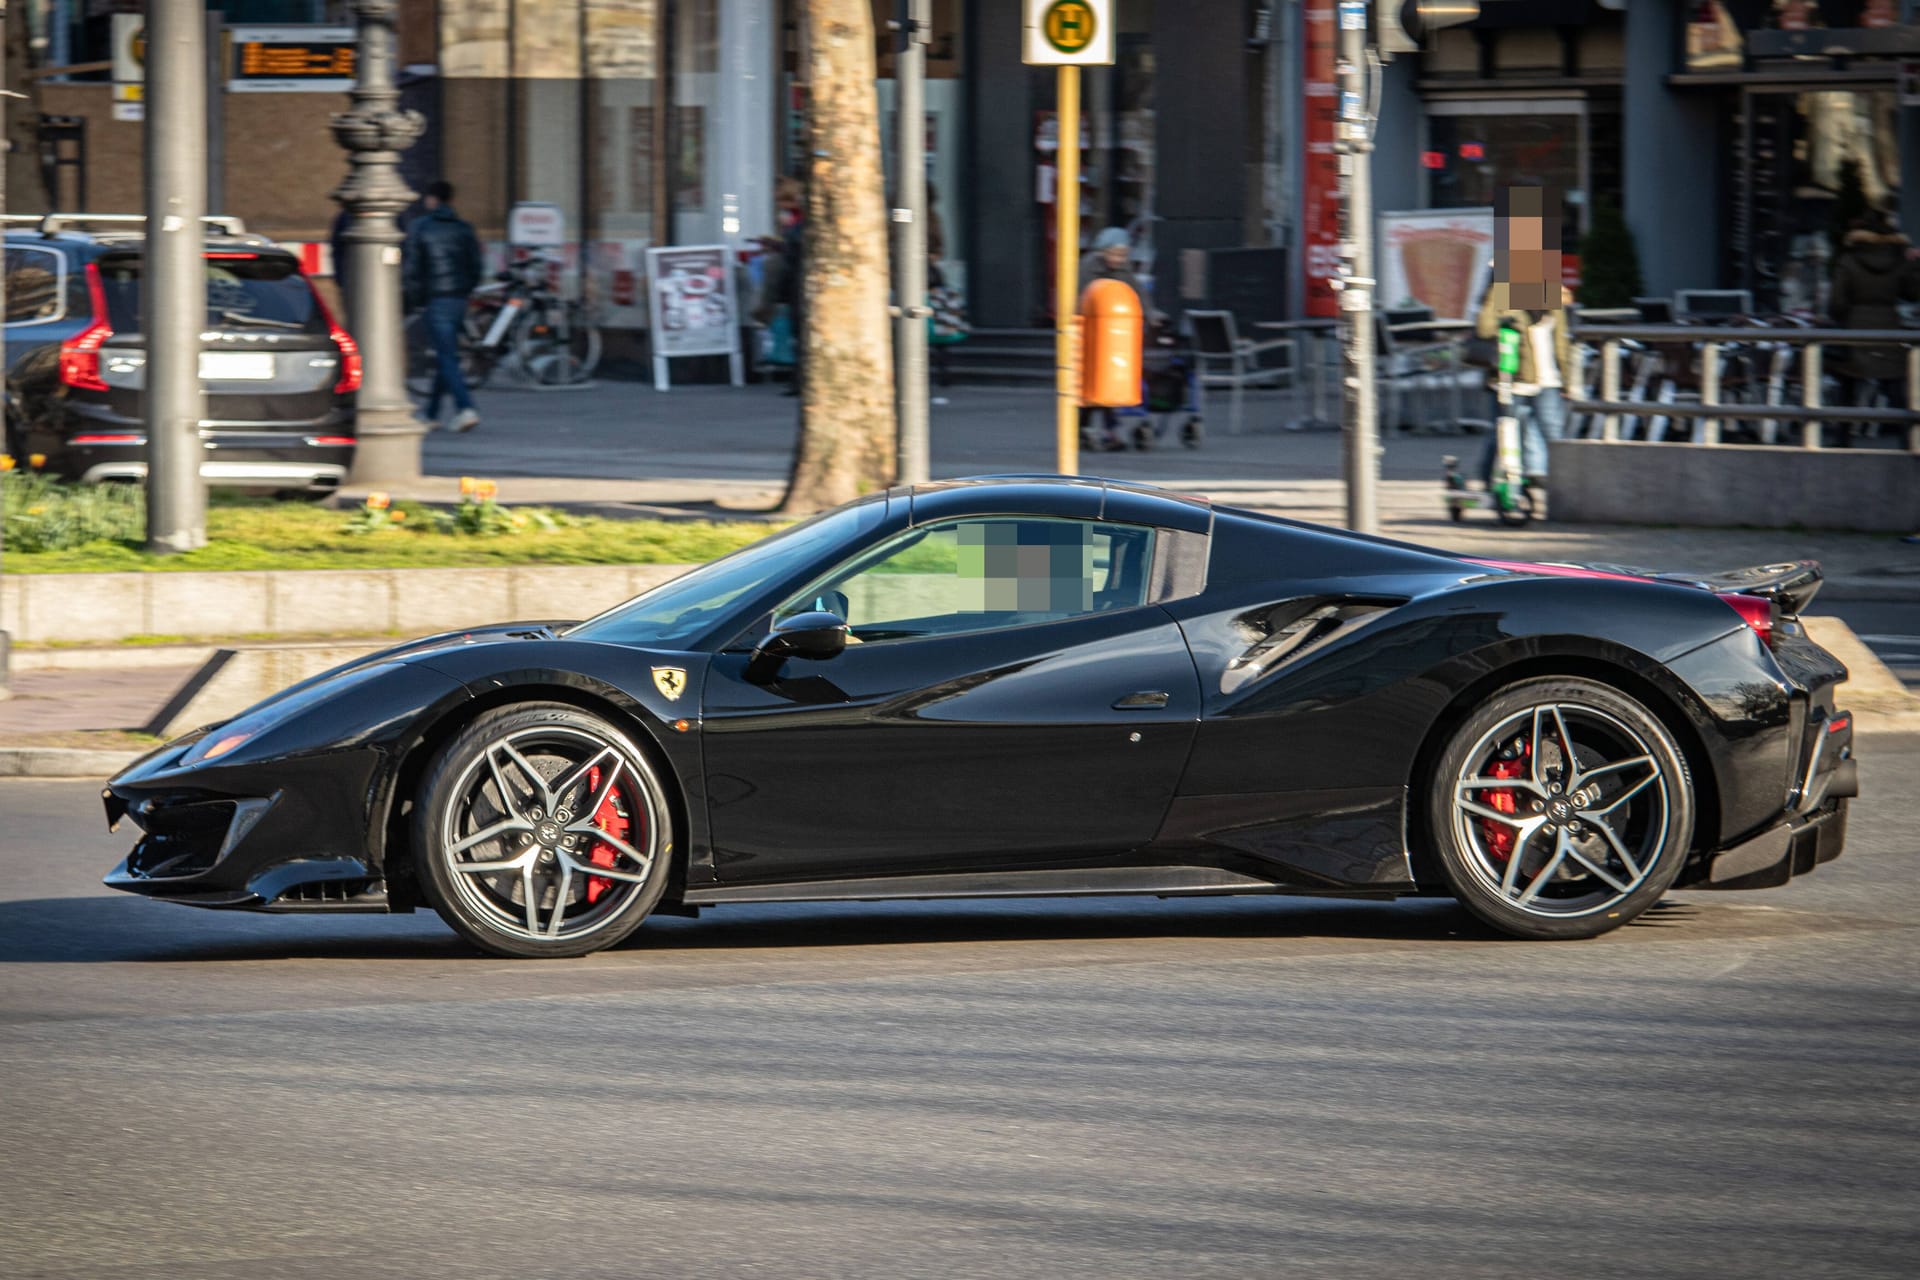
[403, 180, 485, 433]
[1827, 210, 1920, 445]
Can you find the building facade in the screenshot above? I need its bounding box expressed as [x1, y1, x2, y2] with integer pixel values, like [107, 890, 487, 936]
[9, 0, 1915, 349]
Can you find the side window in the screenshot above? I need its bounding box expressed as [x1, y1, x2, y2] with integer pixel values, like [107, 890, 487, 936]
[5, 247, 68, 326]
[778, 517, 1157, 642]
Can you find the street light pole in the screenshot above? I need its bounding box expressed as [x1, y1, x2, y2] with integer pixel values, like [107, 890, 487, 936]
[144, 0, 209, 554]
[1335, 4, 1379, 536]
[332, 0, 425, 485]
[892, 0, 931, 486]
[1, 0, 10, 698]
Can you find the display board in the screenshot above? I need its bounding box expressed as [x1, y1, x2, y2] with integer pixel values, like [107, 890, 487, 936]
[644, 245, 743, 390]
[1377, 207, 1495, 322]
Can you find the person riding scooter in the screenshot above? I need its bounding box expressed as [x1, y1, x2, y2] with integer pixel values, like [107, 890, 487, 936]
[1472, 186, 1576, 492]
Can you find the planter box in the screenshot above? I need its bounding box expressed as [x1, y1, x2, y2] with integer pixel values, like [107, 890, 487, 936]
[0, 563, 695, 646]
[1547, 441, 1920, 533]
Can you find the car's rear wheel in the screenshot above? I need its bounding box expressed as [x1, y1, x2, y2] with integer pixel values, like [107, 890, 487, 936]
[414, 703, 672, 958]
[1427, 677, 1693, 940]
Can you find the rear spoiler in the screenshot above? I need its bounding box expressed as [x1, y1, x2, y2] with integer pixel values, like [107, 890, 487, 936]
[1467, 557, 1825, 614]
[1653, 560, 1824, 615]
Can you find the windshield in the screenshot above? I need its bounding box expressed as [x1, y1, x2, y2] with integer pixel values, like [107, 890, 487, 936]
[565, 498, 888, 649]
[98, 253, 327, 336]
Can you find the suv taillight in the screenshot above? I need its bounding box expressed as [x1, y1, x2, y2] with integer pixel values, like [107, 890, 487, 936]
[310, 286, 361, 394]
[1723, 593, 1776, 647]
[58, 262, 113, 392]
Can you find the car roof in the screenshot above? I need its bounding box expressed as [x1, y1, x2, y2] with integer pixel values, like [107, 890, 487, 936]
[905, 475, 1214, 533]
[4, 229, 294, 257]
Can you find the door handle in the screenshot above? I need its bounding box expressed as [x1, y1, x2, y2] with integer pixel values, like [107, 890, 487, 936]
[1112, 691, 1171, 710]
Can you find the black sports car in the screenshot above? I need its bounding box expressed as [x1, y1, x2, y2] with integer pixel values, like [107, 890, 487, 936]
[102, 477, 1858, 958]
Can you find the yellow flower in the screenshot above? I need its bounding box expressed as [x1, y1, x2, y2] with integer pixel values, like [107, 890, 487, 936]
[366, 492, 390, 511]
[389, 508, 407, 523]
[27, 505, 44, 515]
[475, 480, 498, 502]
[459, 476, 476, 497]
[511, 513, 528, 528]
[0, 454, 14, 472]
[28, 453, 46, 469]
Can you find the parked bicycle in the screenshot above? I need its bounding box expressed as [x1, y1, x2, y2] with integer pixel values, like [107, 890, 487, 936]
[405, 250, 602, 393]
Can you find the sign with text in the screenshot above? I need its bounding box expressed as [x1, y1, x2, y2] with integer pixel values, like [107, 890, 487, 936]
[1022, 0, 1114, 66]
[111, 13, 144, 120]
[507, 202, 567, 248]
[1302, 0, 1340, 318]
[229, 25, 356, 93]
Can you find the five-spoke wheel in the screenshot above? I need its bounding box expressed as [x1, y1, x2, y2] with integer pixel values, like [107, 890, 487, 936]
[1428, 677, 1694, 939]
[415, 703, 671, 958]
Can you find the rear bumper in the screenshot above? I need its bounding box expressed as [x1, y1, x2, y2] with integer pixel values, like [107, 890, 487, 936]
[1685, 705, 1856, 891]
[79, 457, 349, 489]
[1693, 798, 1849, 891]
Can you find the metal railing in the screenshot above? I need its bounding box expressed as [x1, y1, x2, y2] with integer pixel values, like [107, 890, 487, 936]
[1566, 324, 1920, 454]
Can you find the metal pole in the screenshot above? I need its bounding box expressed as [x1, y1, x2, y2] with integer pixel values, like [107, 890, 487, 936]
[1054, 64, 1080, 477]
[332, 0, 425, 484]
[1, 0, 11, 697]
[1335, 15, 1378, 535]
[893, 0, 931, 485]
[206, 7, 224, 214]
[144, 0, 208, 554]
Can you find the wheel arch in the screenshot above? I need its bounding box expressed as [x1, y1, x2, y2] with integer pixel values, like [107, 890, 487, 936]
[375, 677, 692, 911]
[1402, 648, 1722, 889]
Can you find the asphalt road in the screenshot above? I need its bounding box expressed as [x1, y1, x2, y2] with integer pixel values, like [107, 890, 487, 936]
[1811, 600, 1920, 688]
[2, 743, 1917, 1279]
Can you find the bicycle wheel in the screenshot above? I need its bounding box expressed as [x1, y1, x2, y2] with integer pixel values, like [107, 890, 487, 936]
[515, 301, 602, 387]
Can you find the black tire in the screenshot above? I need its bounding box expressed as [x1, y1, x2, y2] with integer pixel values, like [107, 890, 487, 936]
[413, 702, 674, 958]
[1494, 486, 1535, 527]
[1425, 677, 1693, 940]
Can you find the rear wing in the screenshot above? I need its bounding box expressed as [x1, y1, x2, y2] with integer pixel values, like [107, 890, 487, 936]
[1654, 561, 1824, 615]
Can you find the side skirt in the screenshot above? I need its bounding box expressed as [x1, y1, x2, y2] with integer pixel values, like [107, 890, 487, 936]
[681, 865, 1405, 906]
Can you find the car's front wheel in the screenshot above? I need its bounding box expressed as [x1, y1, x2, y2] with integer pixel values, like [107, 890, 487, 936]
[414, 702, 673, 958]
[1427, 677, 1694, 940]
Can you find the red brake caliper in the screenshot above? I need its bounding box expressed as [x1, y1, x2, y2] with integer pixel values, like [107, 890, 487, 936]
[584, 765, 632, 905]
[1479, 739, 1530, 860]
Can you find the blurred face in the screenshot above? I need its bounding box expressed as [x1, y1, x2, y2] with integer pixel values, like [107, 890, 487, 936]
[1495, 187, 1562, 310]
[1102, 243, 1128, 269]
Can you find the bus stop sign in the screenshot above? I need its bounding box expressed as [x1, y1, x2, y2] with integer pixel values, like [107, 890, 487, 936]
[1024, 0, 1114, 66]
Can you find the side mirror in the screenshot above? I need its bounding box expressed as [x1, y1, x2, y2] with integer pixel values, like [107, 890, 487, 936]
[748, 610, 847, 681]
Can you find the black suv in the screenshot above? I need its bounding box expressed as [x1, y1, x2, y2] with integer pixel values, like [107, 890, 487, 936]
[4, 213, 358, 491]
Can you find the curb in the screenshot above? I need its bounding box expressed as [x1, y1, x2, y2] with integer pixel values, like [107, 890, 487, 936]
[0, 747, 142, 778]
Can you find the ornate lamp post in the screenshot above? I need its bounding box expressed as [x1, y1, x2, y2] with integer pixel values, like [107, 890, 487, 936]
[332, 0, 426, 483]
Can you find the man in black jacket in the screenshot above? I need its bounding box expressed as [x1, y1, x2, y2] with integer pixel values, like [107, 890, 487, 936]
[404, 181, 484, 433]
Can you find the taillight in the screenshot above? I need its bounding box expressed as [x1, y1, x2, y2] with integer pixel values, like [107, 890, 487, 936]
[59, 262, 114, 392]
[1723, 593, 1776, 647]
[309, 284, 361, 394]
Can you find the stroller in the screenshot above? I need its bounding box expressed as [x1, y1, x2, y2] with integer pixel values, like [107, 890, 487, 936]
[1089, 324, 1205, 451]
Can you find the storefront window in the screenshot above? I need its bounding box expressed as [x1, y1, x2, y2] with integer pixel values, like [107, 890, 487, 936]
[1426, 102, 1590, 253]
[1736, 87, 1904, 315]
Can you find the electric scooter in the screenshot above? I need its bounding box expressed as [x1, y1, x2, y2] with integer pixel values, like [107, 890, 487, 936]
[1442, 323, 1535, 527]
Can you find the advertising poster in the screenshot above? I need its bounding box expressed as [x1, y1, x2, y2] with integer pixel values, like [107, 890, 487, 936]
[1378, 207, 1495, 321]
[644, 244, 742, 389]
[1302, 0, 1340, 319]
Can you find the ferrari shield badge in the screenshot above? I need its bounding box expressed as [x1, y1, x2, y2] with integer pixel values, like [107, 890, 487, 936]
[651, 666, 688, 701]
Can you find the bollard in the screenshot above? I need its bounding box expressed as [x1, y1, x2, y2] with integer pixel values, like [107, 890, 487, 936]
[1802, 344, 1822, 449]
[1079, 278, 1144, 408]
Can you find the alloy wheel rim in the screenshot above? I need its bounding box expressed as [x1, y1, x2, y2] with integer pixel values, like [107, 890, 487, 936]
[439, 725, 661, 943]
[1450, 702, 1671, 918]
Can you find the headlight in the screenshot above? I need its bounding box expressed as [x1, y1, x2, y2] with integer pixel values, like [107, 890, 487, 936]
[177, 662, 400, 765]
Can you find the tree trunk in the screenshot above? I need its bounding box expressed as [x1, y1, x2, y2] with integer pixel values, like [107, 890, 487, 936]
[780, 0, 896, 516]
